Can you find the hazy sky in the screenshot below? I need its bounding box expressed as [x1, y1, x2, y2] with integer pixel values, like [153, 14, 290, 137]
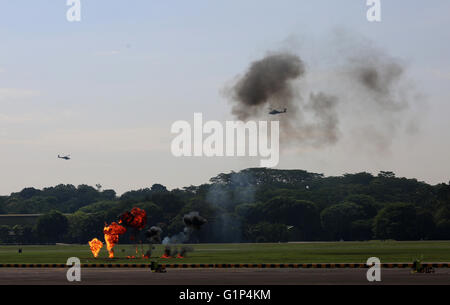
[1, 0, 450, 195]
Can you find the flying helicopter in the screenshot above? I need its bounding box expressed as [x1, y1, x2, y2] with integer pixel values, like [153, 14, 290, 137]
[58, 154, 71, 160]
[269, 108, 287, 115]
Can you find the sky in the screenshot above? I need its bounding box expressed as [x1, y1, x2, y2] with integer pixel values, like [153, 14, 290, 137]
[0, 0, 450, 195]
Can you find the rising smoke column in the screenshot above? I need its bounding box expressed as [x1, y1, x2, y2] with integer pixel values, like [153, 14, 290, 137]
[177, 246, 193, 258]
[144, 226, 162, 258]
[145, 226, 163, 243]
[183, 211, 207, 231]
[162, 211, 207, 244]
[161, 246, 172, 259]
[161, 212, 206, 257]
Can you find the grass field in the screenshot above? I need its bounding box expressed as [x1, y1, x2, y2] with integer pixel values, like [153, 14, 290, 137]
[1, 241, 450, 264]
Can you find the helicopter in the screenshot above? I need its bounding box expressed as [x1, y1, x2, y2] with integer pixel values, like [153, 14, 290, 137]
[58, 154, 71, 160]
[269, 108, 287, 115]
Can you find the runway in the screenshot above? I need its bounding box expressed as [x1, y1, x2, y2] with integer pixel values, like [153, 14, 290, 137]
[0, 268, 449, 285]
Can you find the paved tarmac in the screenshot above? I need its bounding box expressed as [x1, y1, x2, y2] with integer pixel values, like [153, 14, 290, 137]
[0, 268, 449, 285]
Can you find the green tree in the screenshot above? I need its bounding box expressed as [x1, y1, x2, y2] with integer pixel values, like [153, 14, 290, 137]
[101, 189, 116, 200]
[67, 211, 105, 243]
[350, 219, 374, 240]
[151, 184, 168, 193]
[135, 201, 163, 226]
[21, 226, 35, 244]
[373, 203, 427, 240]
[12, 225, 24, 243]
[0, 197, 6, 214]
[18, 187, 41, 199]
[261, 197, 320, 240]
[35, 210, 69, 243]
[244, 222, 290, 243]
[0, 225, 11, 243]
[435, 206, 450, 239]
[344, 194, 378, 218]
[321, 202, 366, 240]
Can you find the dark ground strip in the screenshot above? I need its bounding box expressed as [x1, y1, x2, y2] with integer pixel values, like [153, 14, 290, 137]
[0, 268, 449, 285]
[1, 263, 449, 268]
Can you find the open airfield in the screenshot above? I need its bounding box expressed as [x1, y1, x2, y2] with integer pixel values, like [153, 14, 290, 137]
[0, 241, 449, 285]
[1, 241, 450, 264]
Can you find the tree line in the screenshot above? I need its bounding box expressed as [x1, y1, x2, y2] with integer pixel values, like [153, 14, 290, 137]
[0, 168, 449, 244]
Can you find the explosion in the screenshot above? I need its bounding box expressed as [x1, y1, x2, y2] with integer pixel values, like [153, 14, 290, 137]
[119, 207, 148, 256]
[88, 238, 103, 258]
[119, 207, 147, 230]
[89, 207, 205, 260]
[103, 222, 127, 258]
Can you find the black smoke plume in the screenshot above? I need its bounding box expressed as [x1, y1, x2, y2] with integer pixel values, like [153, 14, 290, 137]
[229, 52, 305, 120]
[183, 211, 207, 231]
[145, 226, 162, 244]
[225, 42, 417, 149]
[226, 51, 341, 147]
[162, 212, 207, 245]
[348, 53, 408, 111]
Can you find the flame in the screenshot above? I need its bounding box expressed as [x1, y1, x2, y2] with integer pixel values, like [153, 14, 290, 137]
[103, 222, 127, 258]
[161, 246, 172, 259]
[88, 238, 103, 258]
[176, 254, 184, 259]
[126, 254, 150, 259]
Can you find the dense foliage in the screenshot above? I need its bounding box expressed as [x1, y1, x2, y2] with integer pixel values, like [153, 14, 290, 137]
[0, 168, 449, 244]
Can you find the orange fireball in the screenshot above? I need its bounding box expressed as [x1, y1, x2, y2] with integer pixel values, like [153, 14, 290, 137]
[88, 238, 103, 258]
[103, 222, 127, 258]
[119, 207, 147, 230]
